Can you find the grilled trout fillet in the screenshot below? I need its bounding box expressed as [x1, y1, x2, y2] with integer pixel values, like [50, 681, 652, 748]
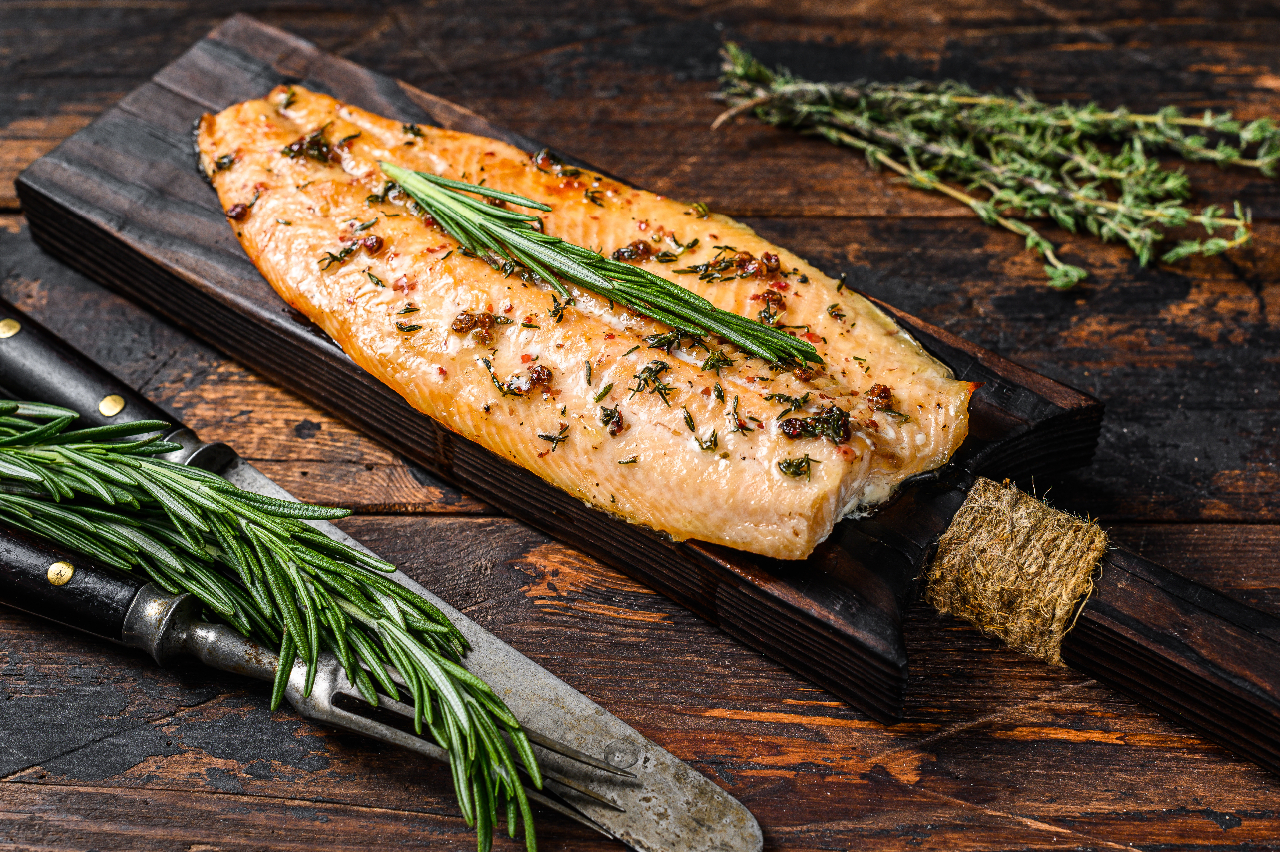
[197, 86, 973, 560]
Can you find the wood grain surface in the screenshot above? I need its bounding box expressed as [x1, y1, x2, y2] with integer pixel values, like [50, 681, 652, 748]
[3, 2, 1280, 851]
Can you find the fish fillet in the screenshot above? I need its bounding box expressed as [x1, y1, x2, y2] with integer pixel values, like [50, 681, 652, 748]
[196, 86, 973, 560]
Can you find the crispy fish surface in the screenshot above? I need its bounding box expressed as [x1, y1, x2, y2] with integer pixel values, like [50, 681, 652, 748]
[197, 85, 973, 560]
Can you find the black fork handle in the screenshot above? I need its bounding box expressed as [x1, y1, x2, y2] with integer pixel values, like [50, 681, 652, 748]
[0, 524, 144, 643]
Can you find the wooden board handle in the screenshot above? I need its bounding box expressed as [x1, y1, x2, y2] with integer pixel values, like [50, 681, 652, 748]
[1063, 547, 1280, 774]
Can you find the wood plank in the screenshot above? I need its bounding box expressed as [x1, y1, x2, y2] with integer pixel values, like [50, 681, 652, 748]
[6, 515, 1280, 850]
[15, 15, 1112, 724]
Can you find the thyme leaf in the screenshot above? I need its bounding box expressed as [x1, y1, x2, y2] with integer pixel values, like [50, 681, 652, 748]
[716, 42, 1263, 288]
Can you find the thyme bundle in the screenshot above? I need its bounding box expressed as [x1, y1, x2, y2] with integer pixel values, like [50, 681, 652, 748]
[0, 402, 540, 852]
[378, 162, 821, 366]
[716, 43, 1277, 288]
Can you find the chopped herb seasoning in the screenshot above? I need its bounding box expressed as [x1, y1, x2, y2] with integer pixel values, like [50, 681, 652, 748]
[764, 392, 811, 416]
[367, 183, 394, 205]
[521, 321, 540, 329]
[672, 245, 743, 282]
[644, 330, 707, 353]
[835, 273, 847, 293]
[584, 361, 592, 385]
[402, 123, 424, 138]
[584, 188, 605, 207]
[319, 244, 356, 269]
[397, 305, 419, 315]
[714, 383, 725, 402]
[700, 350, 734, 373]
[281, 87, 297, 109]
[365, 269, 384, 287]
[618, 456, 639, 465]
[550, 294, 575, 323]
[689, 202, 710, 218]
[395, 321, 422, 333]
[753, 289, 787, 325]
[827, 303, 846, 321]
[276, 218, 292, 226]
[696, 429, 719, 452]
[539, 424, 569, 452]
[623, 345, 640, 357]
[593, 383, 614, 403]
[778, 454, 821, 480]
[281, 124, 334, 164]
[726, 396, 753, 433]
[682, 407, 696, 432]
[779, 405, 852, 444]
[629, 361, 673, 406]
[354, 218, 378, 232]
[600, 405, 624, 436]
[214, 153, 237, 172]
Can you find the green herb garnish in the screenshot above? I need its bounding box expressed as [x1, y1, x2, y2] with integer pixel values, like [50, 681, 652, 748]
[0, 403, 541, 852]
[378, 163, 820, 366]
[717, 42, 1265, 288]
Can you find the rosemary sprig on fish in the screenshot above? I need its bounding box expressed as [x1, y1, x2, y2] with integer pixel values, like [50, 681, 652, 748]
[379, 163, 821, 367]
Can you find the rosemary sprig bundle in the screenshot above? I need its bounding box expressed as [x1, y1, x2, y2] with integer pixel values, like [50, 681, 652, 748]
[378, 162, 821, 366]
[716, 43, 1274, 288]
[0, 402, 539, 852]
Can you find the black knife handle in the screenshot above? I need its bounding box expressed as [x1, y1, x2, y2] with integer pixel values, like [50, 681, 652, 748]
[0, 297, 171, 428]
[0, 523, 144, 643]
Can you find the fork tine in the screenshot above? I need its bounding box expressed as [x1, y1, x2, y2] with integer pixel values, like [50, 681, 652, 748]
[372, 683, 637, 779]
[523, 728, 638, 778]
[540, 773, 626, 812]
[368, 692, 626, 810]
[524, 788, 623, 843]
[310, 687, 626, 845]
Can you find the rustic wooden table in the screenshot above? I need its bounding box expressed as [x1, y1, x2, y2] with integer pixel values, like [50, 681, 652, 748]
[3, 2, 1279, 850]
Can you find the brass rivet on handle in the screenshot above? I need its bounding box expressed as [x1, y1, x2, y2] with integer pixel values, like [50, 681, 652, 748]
[98, 394, 126, 417]
[47, 561, 74, 586]
[0, 318, 20, 339]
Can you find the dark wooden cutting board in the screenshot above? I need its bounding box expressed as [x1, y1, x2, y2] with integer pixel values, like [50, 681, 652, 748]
[16, 14, 1101, 722]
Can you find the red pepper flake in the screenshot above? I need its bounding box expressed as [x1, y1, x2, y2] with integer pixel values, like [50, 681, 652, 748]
[636, 220, 649, 231]
[392, 276, 414, 292]
[437, 367, 448, 377]
[803, 332, 824, 344]
[503, 304, 514, 313]
[773, 281, 790, 291]
[865, 384, 894, 411]
[358, 234, 383, 255]
[604, 333, 615, 340]
[521, 353, 533, 364]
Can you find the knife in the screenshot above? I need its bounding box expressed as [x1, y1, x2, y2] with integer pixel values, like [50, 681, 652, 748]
[0, 298, 763, 852]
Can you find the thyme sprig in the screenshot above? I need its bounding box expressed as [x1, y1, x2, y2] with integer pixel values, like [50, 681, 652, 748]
[378, 162, 820, 366]
[0, 403, 540, 852]
[716, 43, 1269, 288]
